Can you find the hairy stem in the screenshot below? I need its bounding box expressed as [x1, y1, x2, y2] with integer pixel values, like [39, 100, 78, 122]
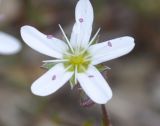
[101, 105, 112, 126]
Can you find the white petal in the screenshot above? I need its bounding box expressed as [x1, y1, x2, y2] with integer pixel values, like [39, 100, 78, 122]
[21, 25, 68, 58]
[70, 23, 79, 48]
[0, 32, 21, 55]
[31, 63, 73, 96]
[89, 36, 135, 65]
[70, 0, 94, 48]
[77, 65, 112, 104]
[75, 0, 93, 24]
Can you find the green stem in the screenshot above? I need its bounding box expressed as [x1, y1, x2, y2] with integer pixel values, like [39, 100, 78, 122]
[101, 105, 112, 126]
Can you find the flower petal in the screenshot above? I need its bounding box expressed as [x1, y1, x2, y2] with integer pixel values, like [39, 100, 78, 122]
[21, 25, 68, 58]
[75, 0, 93, 24]
[77, 65, 112, 104]
[89, 36, 135, 65]
[0, 32, 21, 55]
[70, 0, 94, 48]
[31, 63, 73, 96]
[70, 23, 79, 48]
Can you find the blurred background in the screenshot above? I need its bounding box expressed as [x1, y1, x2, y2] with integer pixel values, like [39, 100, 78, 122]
[0, 0, 160, 126]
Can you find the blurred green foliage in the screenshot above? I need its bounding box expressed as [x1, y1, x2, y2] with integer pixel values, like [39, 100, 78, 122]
[122, 0, 160, 15]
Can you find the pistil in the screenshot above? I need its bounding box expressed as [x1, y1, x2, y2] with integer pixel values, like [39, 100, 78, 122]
[63, 50, 91, 73]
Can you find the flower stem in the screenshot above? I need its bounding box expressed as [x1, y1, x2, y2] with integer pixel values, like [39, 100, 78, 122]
[101, 105, 112, 126]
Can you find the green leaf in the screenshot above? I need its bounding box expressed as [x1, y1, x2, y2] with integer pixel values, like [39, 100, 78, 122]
[40, 62, 57, 70]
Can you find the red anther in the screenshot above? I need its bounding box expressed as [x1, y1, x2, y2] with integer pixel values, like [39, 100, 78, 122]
[52, 75, 56, 80]
[88, 75, 94, 78]
[108, 41, 112, 47]
[79, 18, 84, 23]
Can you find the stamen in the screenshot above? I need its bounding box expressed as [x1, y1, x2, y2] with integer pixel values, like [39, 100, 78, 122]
[63, 51, 74, 56]
[80, 28, 101, 54]
[58, 24, 74, 53]
[84, 54, 92, 60]
[65, 65, 73, 71]
[43, 59, 69, 63]
[79, 18, 84, 23]
[108, 41, 112, 47]
[88, 28, 101, 46]
[84, 58, 92, 62]
[79, 64, 86, 72]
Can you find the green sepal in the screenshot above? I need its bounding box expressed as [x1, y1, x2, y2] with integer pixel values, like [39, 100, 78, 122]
[96, 64, 110, 72]
[69, 75, 76, 89]
[40, 62, 57, 70]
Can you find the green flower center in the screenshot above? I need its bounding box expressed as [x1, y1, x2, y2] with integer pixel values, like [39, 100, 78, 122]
[63, 50, 91, 73]
[69, 55, 84, 65]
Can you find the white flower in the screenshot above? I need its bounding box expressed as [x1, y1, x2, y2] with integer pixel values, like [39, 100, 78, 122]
[0, 1, 21, 55]
[0, 32, 21, 55]
[20, 0, 135, 104]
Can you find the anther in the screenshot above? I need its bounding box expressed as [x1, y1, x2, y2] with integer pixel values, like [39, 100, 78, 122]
[79, 18, 84, 23]
[108, 41, 112, 47]
[52, 75, 56, 80]
[88, 75, 94, 78]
